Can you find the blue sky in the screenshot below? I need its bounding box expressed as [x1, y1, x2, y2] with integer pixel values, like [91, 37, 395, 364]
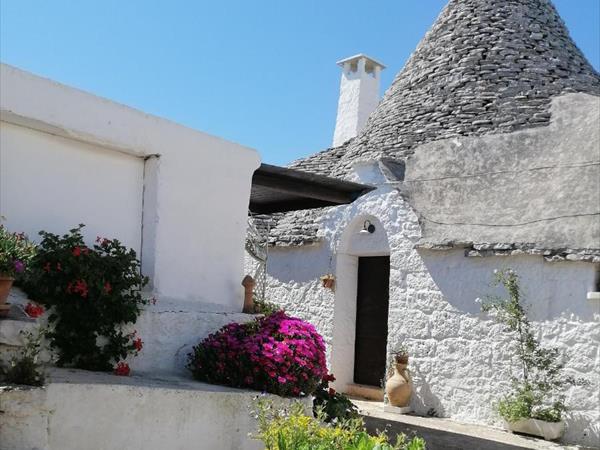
[1, 1, 599, 165]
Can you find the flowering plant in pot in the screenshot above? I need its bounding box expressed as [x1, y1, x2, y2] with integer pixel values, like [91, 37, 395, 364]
[21, 225, 148, 373]
[320, 274, 335, 290]
[188, 311, 327, 397]
[481, 269, 588, 441]
[0, 224, 36, 317]
[392, 344, 409, 364]
[386, 344, 412, 408]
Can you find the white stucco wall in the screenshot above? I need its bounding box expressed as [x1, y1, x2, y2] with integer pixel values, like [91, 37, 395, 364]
[0, 121, 144, 253]
[1, 63, 261, 312]
[1, 369, 312, 450]
[262, 161, 600, 446]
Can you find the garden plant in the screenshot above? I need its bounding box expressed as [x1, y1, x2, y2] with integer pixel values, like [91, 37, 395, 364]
[481, 268, 587, 424]
[253, 398, 426, 450]
[2, 328, 47, 386]
[312, 373, 360, 423]
[0, 224, 36, 278]
[188, 310, 327, 397]
[22, 225, 148, 372]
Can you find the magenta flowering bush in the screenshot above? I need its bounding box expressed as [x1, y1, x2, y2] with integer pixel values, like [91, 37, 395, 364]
[188, 311, 327, 397]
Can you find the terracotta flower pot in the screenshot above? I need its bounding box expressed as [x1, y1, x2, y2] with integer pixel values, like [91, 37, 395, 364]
[385, 361, 412, 407]
[505, 418, 565, 441]
[320, 274, 335, 290]
[0, 275, 15, 318]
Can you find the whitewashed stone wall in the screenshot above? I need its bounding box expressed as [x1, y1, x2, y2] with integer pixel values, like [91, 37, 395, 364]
[0, 121, 145, 254]
[1, 369, 312, 450]
[1, 63, 260, 313]
[259, 162, 600, 446]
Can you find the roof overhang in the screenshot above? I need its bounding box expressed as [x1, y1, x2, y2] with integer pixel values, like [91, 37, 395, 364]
[249, 163, 375, 214]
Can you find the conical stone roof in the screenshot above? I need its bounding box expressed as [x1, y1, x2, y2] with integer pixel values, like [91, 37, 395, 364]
[334, 0, 600, 174]
[273, 0, 600, 245]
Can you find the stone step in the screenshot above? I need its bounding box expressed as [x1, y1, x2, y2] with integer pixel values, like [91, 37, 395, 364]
[352, 399, 591, 450]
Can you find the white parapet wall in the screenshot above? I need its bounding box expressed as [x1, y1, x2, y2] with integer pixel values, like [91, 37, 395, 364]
[1, 368, 312, 450]
[0, 63, 261, 313]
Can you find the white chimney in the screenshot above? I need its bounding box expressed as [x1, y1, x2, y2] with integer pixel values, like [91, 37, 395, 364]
[332, 54, 385, 147]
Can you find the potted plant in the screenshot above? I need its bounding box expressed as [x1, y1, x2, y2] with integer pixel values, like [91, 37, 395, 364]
[481, 269, 587, 441]
[320, 273, 335, 290]
[0, 225, 36, 317]
[385, 344, 412, 408]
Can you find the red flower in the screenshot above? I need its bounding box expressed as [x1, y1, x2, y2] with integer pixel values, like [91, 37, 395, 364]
[72, 246, 81, 257]
[133, 337, 143, 352]
[68, 279, 88, 298]
[328, 388, 336, 396]
[24, 302, 45, 318]
[114, 362, 130, 376]
[323, 373, 336, 383]
[104, 282, 112, 294]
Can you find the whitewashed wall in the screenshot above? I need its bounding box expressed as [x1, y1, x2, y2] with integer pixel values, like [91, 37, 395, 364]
[262, 162, 600, 446]
[0, 121, 144, 254]
[1, 63, 260, 312]
[1, 369, 313, 450]
[333, 57, 382, 147]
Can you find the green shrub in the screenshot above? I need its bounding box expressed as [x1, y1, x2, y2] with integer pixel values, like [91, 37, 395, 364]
[313, 374, 360, 423]
[482, 269, 587, 423]
[22, 225, 148, 372]
[253, 295, 283, 315]
[253, 399, 426, 450]
[2, 329, 46, 386]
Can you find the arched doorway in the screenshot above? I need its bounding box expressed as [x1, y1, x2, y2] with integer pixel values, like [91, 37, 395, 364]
[330, 215, 390, 399]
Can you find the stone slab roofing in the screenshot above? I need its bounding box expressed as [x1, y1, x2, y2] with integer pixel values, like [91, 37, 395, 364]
[269, 0, 600, 249]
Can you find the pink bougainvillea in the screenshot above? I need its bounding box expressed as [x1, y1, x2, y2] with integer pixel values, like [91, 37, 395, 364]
[187, 311, 327, 397]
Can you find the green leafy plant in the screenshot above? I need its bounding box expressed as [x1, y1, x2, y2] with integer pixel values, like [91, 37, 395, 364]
[313, 373, 360, 423]
[481, 269, 587, 423]
[253, 295, 284, 315]
[253, 398, 426, 450]
[0, 224, 36, 278]
[391, 343, 409, 364]
[21, 225, 148, 372]
[2, 328, 47, 386]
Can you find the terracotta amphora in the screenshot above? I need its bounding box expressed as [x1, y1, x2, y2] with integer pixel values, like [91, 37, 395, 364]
[385, 360, 412, 407]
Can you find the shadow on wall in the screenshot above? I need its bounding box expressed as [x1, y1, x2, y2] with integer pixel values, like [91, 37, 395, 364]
[266, 244, 333, 285]
[410, 363, 445, 418]
[418, 248, 599, 322]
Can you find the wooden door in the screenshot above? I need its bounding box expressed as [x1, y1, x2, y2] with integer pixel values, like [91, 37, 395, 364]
[353, 256, 390, 387]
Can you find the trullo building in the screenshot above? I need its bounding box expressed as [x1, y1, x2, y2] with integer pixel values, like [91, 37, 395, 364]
[248, 0, 600, 445]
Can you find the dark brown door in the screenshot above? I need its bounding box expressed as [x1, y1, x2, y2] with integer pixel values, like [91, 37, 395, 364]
[353, 256, 390, 387]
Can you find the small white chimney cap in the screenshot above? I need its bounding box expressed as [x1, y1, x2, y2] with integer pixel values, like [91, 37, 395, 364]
[336, 53, 386, 70]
